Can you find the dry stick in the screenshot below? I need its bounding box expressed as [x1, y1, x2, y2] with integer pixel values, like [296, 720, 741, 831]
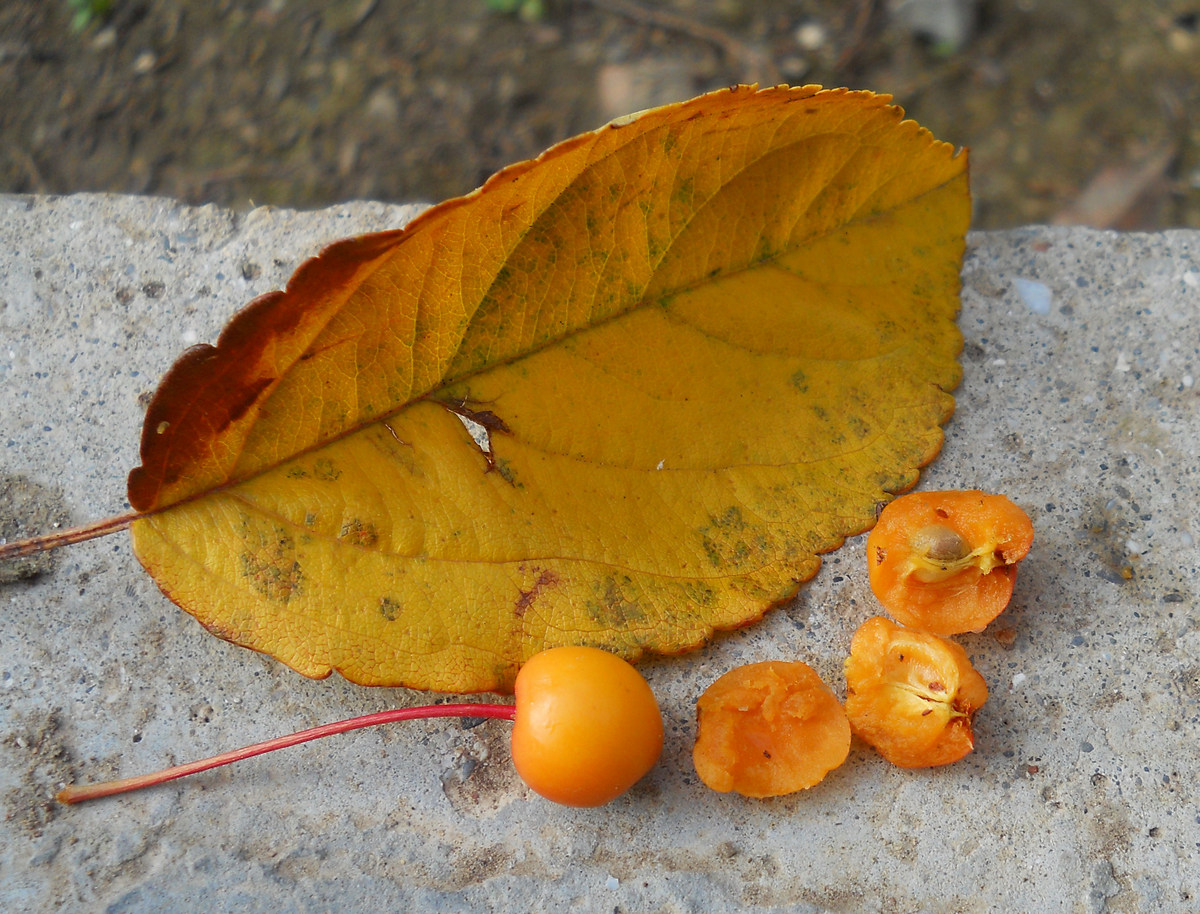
[58, 703, 518, 804]
[15, 148, 48, 193]
[581, 0, 781, 86]
[0, 512, 139, 561]
[835, 0, 881, 74]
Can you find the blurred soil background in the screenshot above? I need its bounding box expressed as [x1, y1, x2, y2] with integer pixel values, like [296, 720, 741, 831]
[2, 0, 1199, 229]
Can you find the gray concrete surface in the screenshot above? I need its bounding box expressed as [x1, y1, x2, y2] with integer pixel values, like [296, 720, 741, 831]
[1, 193, 1198, 912]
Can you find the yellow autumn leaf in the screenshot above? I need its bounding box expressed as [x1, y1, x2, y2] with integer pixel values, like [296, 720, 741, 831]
[128, 85, 969, 692]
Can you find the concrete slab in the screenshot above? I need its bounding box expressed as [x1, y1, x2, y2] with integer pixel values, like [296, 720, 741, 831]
[1, 193, 1198, 912]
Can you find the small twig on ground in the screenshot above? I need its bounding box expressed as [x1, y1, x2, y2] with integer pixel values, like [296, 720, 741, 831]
[836, 0, 881, 75]
[346, 0, 380, 34]
[14, 148, 47, 193]
[580, 0, 781, 85]
[1052, 144, 1177, 229]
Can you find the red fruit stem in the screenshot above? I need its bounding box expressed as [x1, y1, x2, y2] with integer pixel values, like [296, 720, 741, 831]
[57, 702, 517, 805]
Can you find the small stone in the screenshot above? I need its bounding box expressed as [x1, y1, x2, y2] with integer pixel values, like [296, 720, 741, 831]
[91, 27, 117, 52]
[131, 50, 157, 75]
[365, 87, 400, 124]
[1013, 277, 1052, 315]
[779, 56, 810, 79]
[888, 0, 976, 51]
[794, 22, 827, 52]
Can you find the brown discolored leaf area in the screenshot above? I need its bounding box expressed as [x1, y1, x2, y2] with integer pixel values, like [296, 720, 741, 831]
[125, 85, 969, 693]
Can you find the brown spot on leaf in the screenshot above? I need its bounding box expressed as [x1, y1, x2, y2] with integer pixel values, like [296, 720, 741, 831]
[592, 575, 645, 626]
[493, 458, 520, 487]
[200, 615, 241, 642]
[313, 457, 342, 481]
[514, 569, 560, 617]
[338, 518, 379, 547]
[240, 536, 304, 603]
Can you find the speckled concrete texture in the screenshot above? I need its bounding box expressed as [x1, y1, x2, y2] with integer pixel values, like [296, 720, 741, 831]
[2, 194, 1198, 912]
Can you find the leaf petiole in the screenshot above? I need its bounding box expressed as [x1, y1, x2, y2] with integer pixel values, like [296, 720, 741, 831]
[57, 702, 517, 804]
[0, 511, 140, 561]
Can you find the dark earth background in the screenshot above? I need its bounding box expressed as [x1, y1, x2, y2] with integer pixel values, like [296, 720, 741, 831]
[2, 0, 1199, 229]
